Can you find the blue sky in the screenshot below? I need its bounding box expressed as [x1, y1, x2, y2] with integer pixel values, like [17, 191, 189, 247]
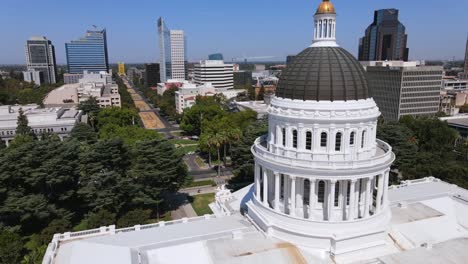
[1, 0, 467, 64]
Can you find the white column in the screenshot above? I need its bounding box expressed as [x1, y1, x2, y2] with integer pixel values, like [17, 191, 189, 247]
[283, 175, 289, 214]
[329, 180, 336, 221]
[354, 179, 360, 217]
[348, 179, 356, 220]
[296, 178, 303, 210]
[263, 168, 269, 206]
[274, 172, 280, 212]
[376, 174, 384, 213]
[290, 176, 296, 217]
[364, 177, 372, 217]
[309, 179, 316, 219]
[338, 180, 343, 208]
[383, 171, 390, 208]
[255, 164, 261, 199]
[359, 179, 366, 217]
[342, 180, 348, 220]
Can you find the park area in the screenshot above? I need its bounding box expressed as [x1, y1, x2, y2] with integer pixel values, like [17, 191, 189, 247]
[189, 193, 215, 216]
[139, 112, 165, 129]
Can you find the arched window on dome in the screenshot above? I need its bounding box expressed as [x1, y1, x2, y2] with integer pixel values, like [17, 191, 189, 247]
[292, 129, 298, 148]
[306, 131, 312, 150]
[350, 131, 356, 146]
[318, 180, 325, 203]
[282, 128, 286, 146]
[320, 132, 327, 147]
[361, 130, 367, 148]
[319, 21, 322, 38]
[335, 132, 342, 151]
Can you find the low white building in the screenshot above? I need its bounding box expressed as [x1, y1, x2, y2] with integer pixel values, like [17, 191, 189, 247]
[44, 71, 121, 108]
[175, 81, 244, 113]
[0, 104, 82, 146]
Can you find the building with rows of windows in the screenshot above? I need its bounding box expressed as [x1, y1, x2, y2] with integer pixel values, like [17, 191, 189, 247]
[0, 104, 82, 147]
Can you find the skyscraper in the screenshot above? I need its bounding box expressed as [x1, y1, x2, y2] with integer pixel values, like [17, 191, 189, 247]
[25, 36, 57, 84]
[464, 35, 468, 73]
[158, 17, 187, 82]
[65, 29, 109, 74]
[145, 63, 160, 87]
[359, 9, 409, 61]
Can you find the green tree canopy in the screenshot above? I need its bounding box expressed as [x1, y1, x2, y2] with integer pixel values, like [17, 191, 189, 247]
[0, 230, 23, 264]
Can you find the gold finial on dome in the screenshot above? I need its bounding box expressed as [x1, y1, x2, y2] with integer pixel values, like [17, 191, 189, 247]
[316, 0, 336, 15]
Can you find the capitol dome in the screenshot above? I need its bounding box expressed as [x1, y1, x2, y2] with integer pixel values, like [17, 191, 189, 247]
[276, 47, 369, 101]
[246, 0, 395, 258]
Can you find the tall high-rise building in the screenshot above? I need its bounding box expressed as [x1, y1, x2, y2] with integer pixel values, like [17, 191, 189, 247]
[65, 29, 109, 74]
[366, 61, 442, 121]
[208, 53, 224, 61]
[145, 63, 160, 87]
[25, 36, 57, 84]
[464, 35, 468, 73]
[194, 60, 234, 90]
[158, 17, 187, 82]
[359, 9, 409, 61]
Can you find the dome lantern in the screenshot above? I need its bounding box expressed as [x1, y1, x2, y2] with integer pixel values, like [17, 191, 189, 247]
[312, 0, 338, 47]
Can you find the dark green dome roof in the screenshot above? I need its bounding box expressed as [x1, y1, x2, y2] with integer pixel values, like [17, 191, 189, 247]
[276, 47, 369, 101]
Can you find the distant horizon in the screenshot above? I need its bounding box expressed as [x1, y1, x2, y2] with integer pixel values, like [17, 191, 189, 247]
[1, 0, 467, 65]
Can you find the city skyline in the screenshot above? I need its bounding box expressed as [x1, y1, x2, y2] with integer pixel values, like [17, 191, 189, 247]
[1, 0, 467, 64]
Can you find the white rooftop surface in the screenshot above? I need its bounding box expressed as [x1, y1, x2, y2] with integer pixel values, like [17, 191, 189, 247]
[49, 178, 468, 264]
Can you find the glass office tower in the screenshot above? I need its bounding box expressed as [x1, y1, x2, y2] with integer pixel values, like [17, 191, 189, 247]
[358, 9, 409, 61]
[25, 36, 57, 84]
[65, 29, 109, 74]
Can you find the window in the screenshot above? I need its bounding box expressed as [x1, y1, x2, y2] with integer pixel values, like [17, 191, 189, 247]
[335, 132, 342, 151]
[320, 132, 327, 147]
[282, 128, 286, 146]
[306, 131, 312, 150]
[361, 131, 367, 148]
[334, 181, 340, 206]
[318, 181, 325, 203]
[350, 132, 355, 145]
[292, 129, 298, 148]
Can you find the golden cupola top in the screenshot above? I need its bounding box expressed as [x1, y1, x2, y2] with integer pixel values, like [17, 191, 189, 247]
[316, 0, 336, 15]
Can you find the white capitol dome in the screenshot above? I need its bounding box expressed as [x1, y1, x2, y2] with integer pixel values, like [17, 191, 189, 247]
[246, 0, 395, 255]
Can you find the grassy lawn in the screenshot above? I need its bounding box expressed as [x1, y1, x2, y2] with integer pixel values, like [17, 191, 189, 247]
[183, 179, 215, 188]
[175, 145, 199, 156]
[195, 156, 206, 167]
[189, 193, 215, 216]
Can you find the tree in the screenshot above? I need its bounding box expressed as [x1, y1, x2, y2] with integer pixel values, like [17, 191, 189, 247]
[229, 120, 268, 190]
[16, 108, 32, 136]
[38, 219, 71, 245]
[78, 97, 100, 115]
[78, 139, 131, 213]
[127, 139, 188, 208]
[96, 107, 138, 129]
[117, 209, 152, 228]
[70, 123, 97, 143]
[98, 124, 161, 145]
[0, 231, 23, 264]
[180, 97, 225, 136]
[85, 209, 116, 229]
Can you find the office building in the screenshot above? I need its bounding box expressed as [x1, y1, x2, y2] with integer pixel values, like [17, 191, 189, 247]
[359, 9, 409, 61]
[118, 62, 125, 75]
[44, 71, 120, 108]
[22, 70, 44, 86]
[0, 104, 82, 147]
[234, 71, 252, 87]
[145, 63, 160, 87]
[208, 53, 224, 61]
[42, 2, 468, 264]
[194, 60, 234, 90]
[158, 17, 187, 82]
[65, 29, 109, 74]
[366, 61, 443, 121]
[25, 36, 57, 84]
[64, 73, 83, 84]
[464, 35, 468, 73]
